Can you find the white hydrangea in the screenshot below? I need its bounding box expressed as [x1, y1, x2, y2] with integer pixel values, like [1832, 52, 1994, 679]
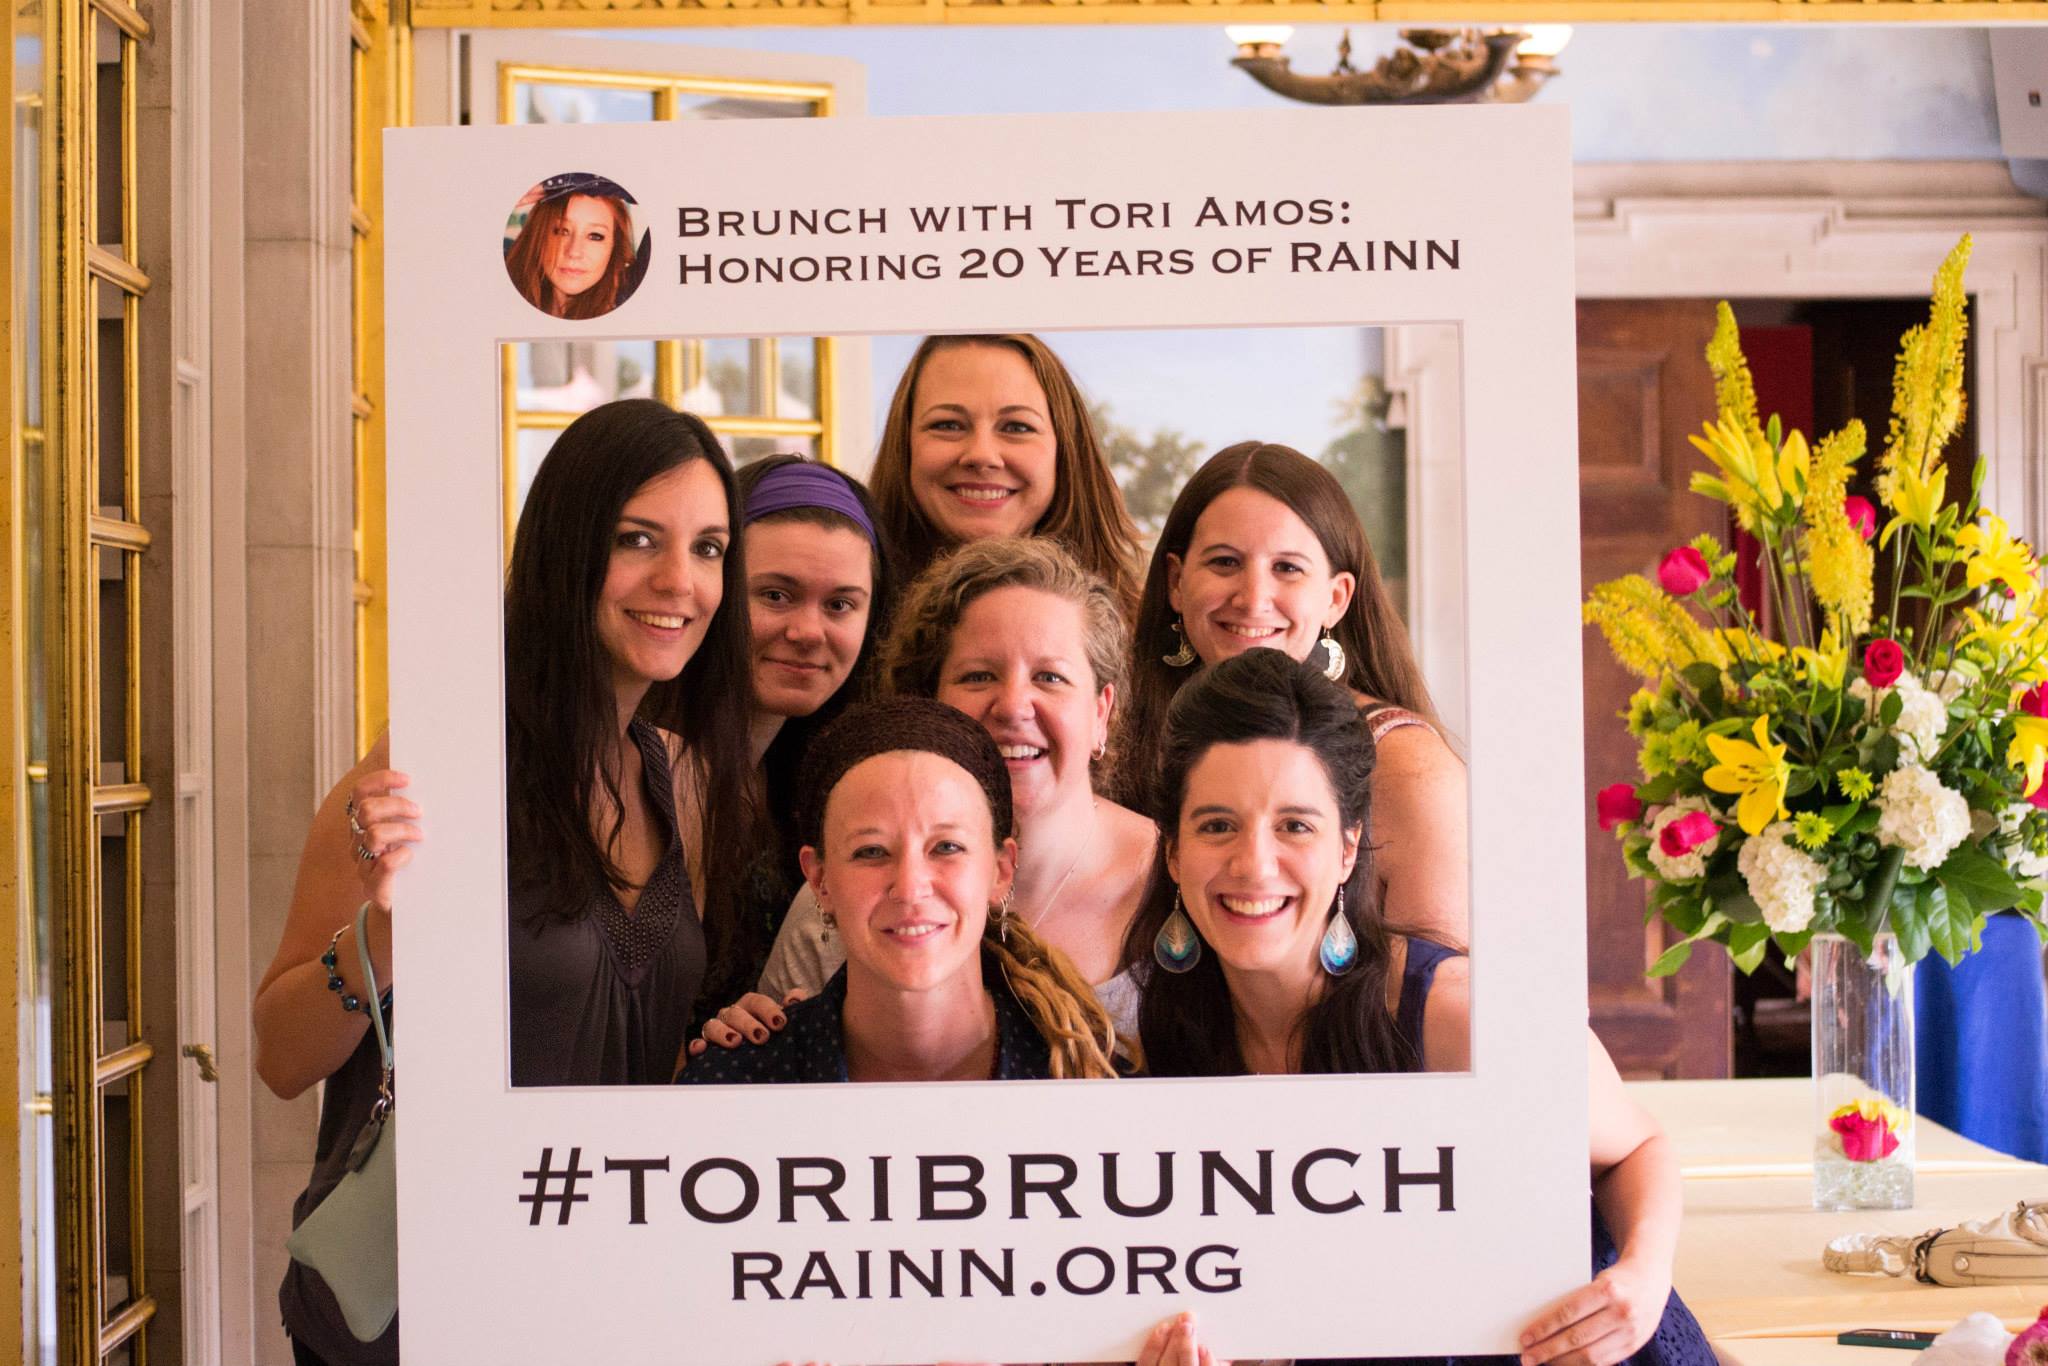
[1875, 764, 1972, 871]
[1736, 821, 1828, 933]
[1850, 671, 1949, 763]
[1646, 796, 1720, 882]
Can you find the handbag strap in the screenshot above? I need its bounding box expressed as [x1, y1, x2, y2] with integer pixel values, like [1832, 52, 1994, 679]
[1823, 1230, 1942, 1279]
[353, 902, 394, 1114]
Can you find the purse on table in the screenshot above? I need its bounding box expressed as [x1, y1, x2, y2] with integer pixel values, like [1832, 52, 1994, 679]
[285, 903, 398, 1342]
[1824, 1199, 2048, 1286]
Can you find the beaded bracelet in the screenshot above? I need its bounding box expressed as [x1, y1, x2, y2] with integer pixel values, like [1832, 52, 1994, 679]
[320, 922, 366, 1014]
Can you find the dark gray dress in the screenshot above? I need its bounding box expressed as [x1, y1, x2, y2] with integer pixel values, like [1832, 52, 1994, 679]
[508, 718, 706, 1087]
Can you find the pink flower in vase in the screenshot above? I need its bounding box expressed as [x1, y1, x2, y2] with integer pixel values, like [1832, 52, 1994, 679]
[1864, 638, 1906, 690]
[1828, 1097, 1906, 1162]
[1596, 783, 1643, 832]
[1658, 546, 1712, 596]
[2006, 1306, 2048, 1366]
[1844, 496, 1878, 541]
[1658, 810, 1718, 858]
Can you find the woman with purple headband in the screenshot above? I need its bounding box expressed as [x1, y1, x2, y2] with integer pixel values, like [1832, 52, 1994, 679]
[690, 455, 896, 1056]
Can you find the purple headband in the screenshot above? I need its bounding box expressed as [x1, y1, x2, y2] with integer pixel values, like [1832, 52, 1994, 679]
[743, 461, 877, 544]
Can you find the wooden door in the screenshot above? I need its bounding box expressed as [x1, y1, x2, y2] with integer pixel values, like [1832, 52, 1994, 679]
[1577, 300, 1733, 1079]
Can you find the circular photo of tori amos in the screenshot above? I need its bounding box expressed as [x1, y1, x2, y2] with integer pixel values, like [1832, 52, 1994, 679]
[502, 172, 652, 320]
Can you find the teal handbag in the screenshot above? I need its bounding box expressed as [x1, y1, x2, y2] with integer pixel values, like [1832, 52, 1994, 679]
[285, 903, 397, 1342]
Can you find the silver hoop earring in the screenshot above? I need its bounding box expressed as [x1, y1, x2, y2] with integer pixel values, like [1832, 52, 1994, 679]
[1162, 618, 1198, 668]
[1319, 631, 1347, 682]
[995, 890, 1013, 944]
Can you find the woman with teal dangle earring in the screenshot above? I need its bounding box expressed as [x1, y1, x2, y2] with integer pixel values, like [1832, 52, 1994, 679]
[1127, 650, 1713, 1366]
[1123, 441, 1468, 954]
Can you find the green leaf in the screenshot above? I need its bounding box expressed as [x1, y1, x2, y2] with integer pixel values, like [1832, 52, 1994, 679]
[1727, 921, 1773, 974]
[1647, 940, 1695, 978]
[1935, 844, 2024, 919]
[1880, 690, 1905, 727]
[1837, 807, 1881, 838]
[1635, 774, 1682, 804]
[1894, 885, 1934, 964]
[1682, 662, 1724, 697]
[1773, 928, 1816, 963]
[1785, 770, 1818, 798]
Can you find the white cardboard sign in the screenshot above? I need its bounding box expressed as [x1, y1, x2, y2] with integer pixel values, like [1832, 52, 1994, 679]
[384, 105, 1588, 1364]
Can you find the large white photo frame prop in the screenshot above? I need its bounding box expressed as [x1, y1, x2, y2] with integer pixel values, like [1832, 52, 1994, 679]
[385, 107, 1586, 1365]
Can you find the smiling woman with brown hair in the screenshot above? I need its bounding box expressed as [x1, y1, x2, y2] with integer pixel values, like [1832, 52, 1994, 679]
[868, 334, 1144, 616]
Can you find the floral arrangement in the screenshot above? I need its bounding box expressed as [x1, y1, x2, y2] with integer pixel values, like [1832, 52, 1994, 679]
[1585, 236, 2048, 976]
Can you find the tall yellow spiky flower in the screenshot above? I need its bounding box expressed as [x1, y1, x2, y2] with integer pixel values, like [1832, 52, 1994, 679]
[1705, 302, 1763, 444]
[1878, 234, 1971, 534]
[1803, 420, 1873, 636]
[1582, 575, 1731, 681]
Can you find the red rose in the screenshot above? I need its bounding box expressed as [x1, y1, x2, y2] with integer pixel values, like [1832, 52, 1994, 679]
[2023, 683, 2048, 719]
[1658, 810, 1719, 858]
[1657, 546, 1712, 596]
[1844, 495, 1878, 542]
[1596, 783, 1643, 832]
[1864, 638, 1905, 690]
[1829, 1109, 1901, 1163]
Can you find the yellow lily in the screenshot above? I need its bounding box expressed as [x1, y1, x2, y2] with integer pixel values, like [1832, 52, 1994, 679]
[1703, 715, 1792, 836]
[2008, 712, 2048, 797]
[1793, 632, 1849, 691]
[1961, 604, 2030, 656]
[1879, 458, 1945, 543]
[1957, 512, 2041, 603]
[1688, 411, 1778, 531]
[1776, 428, 1811, 508]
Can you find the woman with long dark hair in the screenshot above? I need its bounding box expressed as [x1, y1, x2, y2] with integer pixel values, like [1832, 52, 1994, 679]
[255, 399, 762, 1364]
[869, 333, 1144, 616]
[732, 455, 894, 948]
[1127, 651, 1711, 1366]
[1122, 440, 1467, 946]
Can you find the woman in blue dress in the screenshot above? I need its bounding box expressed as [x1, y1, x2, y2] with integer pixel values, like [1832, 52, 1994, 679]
[1128, 650, 1714, 1366]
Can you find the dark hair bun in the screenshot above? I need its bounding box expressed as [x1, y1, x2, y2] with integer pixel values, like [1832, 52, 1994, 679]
[796, 698, 1014, 851]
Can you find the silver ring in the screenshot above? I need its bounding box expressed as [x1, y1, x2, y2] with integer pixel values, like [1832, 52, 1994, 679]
[346, 796, 365, 840]
[356, 842, 376, 863]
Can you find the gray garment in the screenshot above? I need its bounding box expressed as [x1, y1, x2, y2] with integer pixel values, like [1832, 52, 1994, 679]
[756, 885, 1140, 1041]
[507, 718, 704, 1087]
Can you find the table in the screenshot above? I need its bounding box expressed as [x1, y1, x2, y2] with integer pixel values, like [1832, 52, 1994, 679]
[1623, 1079, 2047, 1361]
[1629, 1078, 2030, 1178]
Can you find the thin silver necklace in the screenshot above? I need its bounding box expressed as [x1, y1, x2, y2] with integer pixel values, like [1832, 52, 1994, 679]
[1022, 797, 1098, 933]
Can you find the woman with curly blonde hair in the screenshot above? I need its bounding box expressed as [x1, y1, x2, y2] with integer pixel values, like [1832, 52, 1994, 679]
[727, 539, 1155, 1045]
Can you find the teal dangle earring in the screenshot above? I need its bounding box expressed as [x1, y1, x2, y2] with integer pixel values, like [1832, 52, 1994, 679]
[1153, 892, 1202, 973]
[1319, 888, 1358, 975]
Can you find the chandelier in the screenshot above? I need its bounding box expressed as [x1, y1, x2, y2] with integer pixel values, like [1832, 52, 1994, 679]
[1227, 26, 1571, 106]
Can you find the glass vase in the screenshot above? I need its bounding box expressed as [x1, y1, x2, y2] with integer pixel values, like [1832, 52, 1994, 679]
[1811, 932, 1915, 1210]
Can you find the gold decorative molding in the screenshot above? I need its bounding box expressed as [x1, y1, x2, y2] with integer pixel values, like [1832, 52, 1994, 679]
[413, 0, 2048, 22]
